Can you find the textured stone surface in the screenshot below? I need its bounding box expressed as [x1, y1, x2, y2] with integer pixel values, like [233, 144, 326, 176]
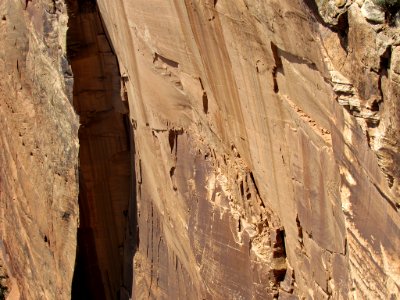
[361, 0, 385, 23]
[96, 0, 400, 299]
[0, 0, 79, 299]
[0, 258, 10, 298]
[66, 2, 134, 299]
[0, 0, 399, 299]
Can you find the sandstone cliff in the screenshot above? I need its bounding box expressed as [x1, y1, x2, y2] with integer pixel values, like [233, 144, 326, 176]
[0, 0, 400, 299]
[0, 0, 78, 299]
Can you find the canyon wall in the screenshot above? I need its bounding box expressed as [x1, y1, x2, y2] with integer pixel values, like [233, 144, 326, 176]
[0, 0, 79, 299]
[0, 0, 400, 299]
[97, 0, 400, 298]
[66, 1, 134, 299]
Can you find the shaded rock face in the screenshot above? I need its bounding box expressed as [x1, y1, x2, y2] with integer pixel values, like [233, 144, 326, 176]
[66, 1, 136, 299]
[0, 0, 399, 300]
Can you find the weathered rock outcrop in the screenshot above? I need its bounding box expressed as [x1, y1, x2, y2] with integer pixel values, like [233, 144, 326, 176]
[0, 0, 78, 299]
[0, 0, 399, 299]
[97, 0, 400, 298]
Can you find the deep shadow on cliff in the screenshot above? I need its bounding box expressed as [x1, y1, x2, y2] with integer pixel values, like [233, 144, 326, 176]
[66, 1, 138, 299]
[1, 0, 399, 299]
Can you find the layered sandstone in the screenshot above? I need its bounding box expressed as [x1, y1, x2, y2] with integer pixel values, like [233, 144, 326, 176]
[0, 0, 399, 299]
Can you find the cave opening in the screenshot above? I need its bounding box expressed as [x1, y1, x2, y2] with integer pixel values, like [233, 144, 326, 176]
[66, 1, 137, 299]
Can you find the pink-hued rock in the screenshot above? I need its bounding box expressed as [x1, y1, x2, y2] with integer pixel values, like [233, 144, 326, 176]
[0, 0, 399, 299]
[0, 0, 78, 299]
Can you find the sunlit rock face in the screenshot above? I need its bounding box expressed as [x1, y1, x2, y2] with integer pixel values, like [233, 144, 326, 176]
[0, 0, 78, 299]
[0, 0, 399, 299]
[97, 0, 400, 298]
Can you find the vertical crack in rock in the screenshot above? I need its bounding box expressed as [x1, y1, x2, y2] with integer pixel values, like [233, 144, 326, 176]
[270, 42, 283, 94]
[66, 1, 137, 299]
[336, 12, 349, 50]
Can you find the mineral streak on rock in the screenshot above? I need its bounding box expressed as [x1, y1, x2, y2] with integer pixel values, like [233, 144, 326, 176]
[0, 0, 399, 299]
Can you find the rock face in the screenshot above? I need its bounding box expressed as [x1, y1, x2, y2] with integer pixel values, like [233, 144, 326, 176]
[361, 0, 385, 23]
[0, 0, 400, 299]
[0, 0, 79, 299]
[97, 0, 400, 298]
[66, 1, 134, 299]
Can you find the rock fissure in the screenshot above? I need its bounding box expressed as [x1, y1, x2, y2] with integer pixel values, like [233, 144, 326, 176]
[66, 1, 136, 299]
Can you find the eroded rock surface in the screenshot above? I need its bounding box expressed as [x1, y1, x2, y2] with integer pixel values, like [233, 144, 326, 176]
[98, 0, 400, 298]
[0, 0, 78, 299]
[0, 0, 399, 299]
[67, 1, 134, 299]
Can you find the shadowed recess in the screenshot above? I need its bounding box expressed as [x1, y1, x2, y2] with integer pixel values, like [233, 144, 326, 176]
[67, 1, 138, 299]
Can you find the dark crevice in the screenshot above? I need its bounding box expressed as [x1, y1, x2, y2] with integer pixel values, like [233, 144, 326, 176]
[337, 12, 349, 51]
[272, 228, 287, 283]
[273, 228, 287, 259]
[273, 269, 287, 283]
[380, 46, 392, 75]
[67, 1, 137, 299]
[370, 100, 380, 112]
[169, 130, 176, 153]
[376, 1, 400, 24]
[249, 171, 260, 198]
[169, 166, 176, 178]
[0, 264, 9, 300]
[24, 0, 31, 10]
[270, 42, 282, 93]
[198, 77, 204, 90]
[296, 215, 304, 247]
[168, 129, 183, 154]
[202, 91, 209, 114]
[153, 53, 179, 68]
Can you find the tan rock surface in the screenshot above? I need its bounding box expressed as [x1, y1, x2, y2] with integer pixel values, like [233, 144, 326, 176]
[0, 0, 79, 299]
[0, 0, 399, 299]
[97, 0, 400, 298]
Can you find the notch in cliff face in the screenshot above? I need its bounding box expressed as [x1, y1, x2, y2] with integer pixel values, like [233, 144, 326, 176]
[66, 1, 137, 299]
[270, 42, 283, 93]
